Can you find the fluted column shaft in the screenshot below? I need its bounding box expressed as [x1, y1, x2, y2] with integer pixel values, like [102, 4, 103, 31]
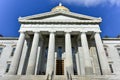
[26, 32, 40, 75]
[94, 32, 110, 74]
[81, 32, 93, 75]
[77, 41, 85, 75]
[46, 32, 55, 75]
[8, 32, 25, 75]
[65, 32, 74, 75]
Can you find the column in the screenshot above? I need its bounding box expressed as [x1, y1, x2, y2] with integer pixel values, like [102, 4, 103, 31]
[81, 32, 93, 75]
[17, 39, 28, 75]
[26, 32, 40, 75]
[46, 32, 55, 75]
[35, 40, 43, 75]
[75, 53, 81, 75]
[77, 40, 85, 75]
[65, 32, 74, 75]
[8, 32, 25, 75]
[94, 32, 110, 75]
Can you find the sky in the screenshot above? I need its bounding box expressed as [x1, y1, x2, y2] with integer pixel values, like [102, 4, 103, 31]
[0, 0, 120, 38]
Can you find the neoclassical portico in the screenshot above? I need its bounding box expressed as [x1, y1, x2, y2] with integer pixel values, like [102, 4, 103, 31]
[7, 3, 111, 76]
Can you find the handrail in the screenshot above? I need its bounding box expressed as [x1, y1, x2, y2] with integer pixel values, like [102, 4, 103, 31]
[69, 74, 72, 80]
[46, 74, 49, 80]
[66, 70, 72, 80]
[46, 71, 54, 80]
[51, 71, 54, 80]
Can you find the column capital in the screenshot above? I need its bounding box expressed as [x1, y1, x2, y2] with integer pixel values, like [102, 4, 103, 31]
[93, 31, 101, 34]
[19, 31, 26, 33]
[80, 31, 87, 34]
[49, 31, 56, 33]
[49, 30, 56, 32]
[64, 31, 71, 33]
[33, 31, 40, 33]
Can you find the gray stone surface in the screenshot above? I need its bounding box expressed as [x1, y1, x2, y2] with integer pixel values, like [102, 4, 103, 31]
[0, 75, 119, 80]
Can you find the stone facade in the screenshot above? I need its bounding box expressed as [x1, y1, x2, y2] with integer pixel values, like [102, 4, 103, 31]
[0, 4, 120, 80]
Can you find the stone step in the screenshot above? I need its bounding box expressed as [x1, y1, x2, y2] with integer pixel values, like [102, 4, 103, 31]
[0, 75, 119, 80]
[0, 75, 47, 80]
[53, 75, 66, 80]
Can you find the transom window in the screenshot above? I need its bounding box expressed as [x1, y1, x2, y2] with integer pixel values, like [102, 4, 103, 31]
[57, 47, 62, 59]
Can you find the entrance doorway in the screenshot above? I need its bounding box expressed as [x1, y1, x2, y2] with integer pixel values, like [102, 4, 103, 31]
[56, 60, 64, 75]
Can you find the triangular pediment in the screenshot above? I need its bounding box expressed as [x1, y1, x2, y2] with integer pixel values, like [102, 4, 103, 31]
[35, 15, 85, 21]
[19, 12, 101, 21]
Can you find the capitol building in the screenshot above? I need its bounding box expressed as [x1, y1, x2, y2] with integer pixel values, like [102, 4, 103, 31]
[0, 4, 120, 80]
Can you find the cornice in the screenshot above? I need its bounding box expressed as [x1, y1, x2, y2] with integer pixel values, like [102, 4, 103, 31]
[0, 37, 18, 40]
[18, 11, 101, 21]
[19, 19, 101, 24]
[102, 38, 120, 41]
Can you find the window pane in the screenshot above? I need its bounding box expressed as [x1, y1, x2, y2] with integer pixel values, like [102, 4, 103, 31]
[104, 48, 108, 57]
[109, 64, 114, 73]
[45, 47, 48, 58]
[6, 64, 10, 73]
[57, 47, 62, 59]
[11, 48, 15, 56]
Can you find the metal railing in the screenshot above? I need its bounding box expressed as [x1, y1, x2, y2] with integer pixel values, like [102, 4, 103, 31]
[46, 71, 54, 80]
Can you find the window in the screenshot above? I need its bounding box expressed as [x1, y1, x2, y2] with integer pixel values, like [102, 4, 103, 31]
[109, 64, 114, 73]
[117, 48, 120, 56]
[57, 47, 62, 59]
[11, 48, 15, 56]
[45, 47, 48, 58]
[72, 47, 75, 55]
[0, 48, 3, 56]
[104, 48, 109, 57]
[6, 63, 11, 73]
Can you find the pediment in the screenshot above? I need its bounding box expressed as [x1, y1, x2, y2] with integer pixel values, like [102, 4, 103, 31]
[19, 12, 101, 21]
[36, 15, 84, 21]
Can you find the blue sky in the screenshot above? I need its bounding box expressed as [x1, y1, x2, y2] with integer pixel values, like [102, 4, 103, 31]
[0, 0, 120, 37]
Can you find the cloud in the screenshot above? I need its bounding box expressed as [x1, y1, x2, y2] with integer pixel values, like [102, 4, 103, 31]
[56, 0, 120, 7]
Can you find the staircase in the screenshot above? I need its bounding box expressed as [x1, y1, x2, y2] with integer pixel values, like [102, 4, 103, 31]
[0, 75, 119, 80]
[53, 75, 66, 80]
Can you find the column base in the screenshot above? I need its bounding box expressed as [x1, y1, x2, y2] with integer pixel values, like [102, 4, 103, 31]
[85, 67, 93, 75]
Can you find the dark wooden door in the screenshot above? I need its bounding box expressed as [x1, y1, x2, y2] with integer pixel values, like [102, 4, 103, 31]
[56, 60, 64, 75]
